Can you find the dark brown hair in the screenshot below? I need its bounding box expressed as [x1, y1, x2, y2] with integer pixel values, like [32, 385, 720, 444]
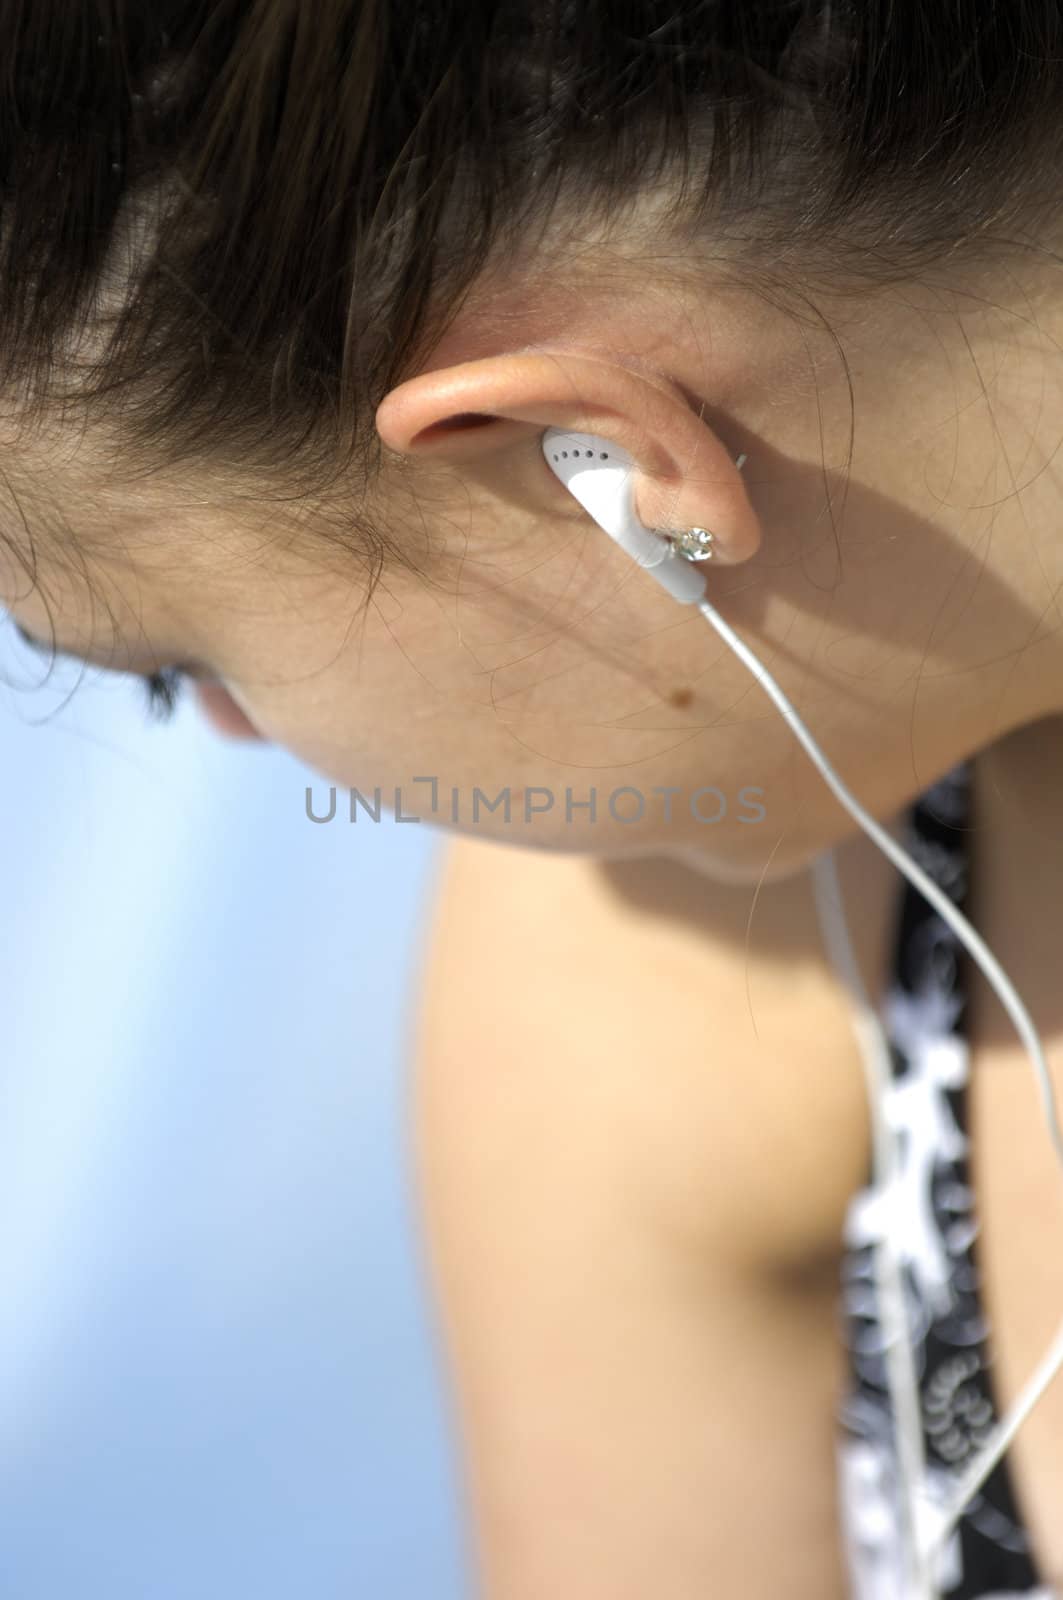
[2, 0, 1063, 509]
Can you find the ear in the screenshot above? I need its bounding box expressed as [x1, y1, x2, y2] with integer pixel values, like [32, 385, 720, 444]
[374, 344, 761, 566]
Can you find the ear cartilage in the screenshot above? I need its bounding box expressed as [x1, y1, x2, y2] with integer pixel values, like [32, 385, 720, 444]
[539, 418, 1062, 1592]
[667, 452, 746, 560]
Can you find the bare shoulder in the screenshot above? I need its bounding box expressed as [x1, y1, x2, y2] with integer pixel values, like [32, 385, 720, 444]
[414, 824, 901, 1280]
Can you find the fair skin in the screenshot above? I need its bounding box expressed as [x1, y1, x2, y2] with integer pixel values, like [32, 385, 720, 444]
[4, 238, 1063, 879]
[5, 226, 1063, 1593]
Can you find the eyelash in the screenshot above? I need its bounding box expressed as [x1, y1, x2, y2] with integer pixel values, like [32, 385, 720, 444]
[140, 667, 187, 723]
[13, 621, 188, 723]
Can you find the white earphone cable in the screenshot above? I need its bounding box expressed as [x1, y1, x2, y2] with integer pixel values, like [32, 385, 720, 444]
[810, 844, 937, 1597]
[694, 581, 1063, 1583]
[540, 424, 1063, 1587]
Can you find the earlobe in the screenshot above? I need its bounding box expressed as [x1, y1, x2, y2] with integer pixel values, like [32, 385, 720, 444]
[373, 347, 762, 566]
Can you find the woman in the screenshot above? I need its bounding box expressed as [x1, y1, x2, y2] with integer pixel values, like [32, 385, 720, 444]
[3, 3, 1063, 1594]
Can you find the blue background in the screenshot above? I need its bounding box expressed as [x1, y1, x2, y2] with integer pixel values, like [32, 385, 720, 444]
[0, 621, 468, 1600]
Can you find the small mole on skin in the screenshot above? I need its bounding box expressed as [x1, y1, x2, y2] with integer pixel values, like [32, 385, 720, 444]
[668, 687, 694, 709]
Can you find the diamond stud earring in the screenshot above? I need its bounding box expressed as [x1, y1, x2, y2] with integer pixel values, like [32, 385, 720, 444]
[667, 526, 716, 562]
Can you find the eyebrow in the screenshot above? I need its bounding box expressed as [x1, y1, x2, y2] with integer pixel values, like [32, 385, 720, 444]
[13, 620, 121, 671]
[12, 620, 209, 680]
[14, 620, 68, 656]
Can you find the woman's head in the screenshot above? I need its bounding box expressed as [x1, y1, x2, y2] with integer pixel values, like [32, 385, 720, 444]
[3, 1, 1063, 881]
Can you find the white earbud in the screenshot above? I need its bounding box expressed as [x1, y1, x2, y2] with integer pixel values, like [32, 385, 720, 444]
[539, 418, 1063, 1598]
[541, 427, 745, 604]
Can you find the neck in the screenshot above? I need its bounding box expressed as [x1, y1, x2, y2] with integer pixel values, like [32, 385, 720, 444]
[970, 716, 1063, 1053]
